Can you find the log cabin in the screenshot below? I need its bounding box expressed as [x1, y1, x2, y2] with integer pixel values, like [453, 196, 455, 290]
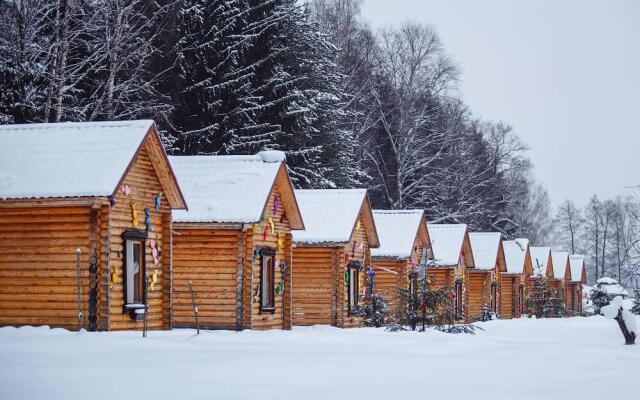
[468, 232, 507, 320]
[169, 152, 304, 330]
[370, 210, 431, 315]
[550, 251, 570, 301]
[0, 120, 187, 331]
[566, 255, 587, 314]
[501, 239, 533, 319]
[291, 189, 379, 328]
[426, 224, 475, 321]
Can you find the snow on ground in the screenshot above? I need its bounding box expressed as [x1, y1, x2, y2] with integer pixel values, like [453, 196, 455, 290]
[1, 317, 638, 400]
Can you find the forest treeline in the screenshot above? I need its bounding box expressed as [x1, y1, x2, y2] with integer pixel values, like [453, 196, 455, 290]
[3, 0, 637, 286]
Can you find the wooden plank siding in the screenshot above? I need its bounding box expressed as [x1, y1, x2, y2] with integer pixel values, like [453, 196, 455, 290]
[371, 259, 406, 316]
[499, 274, 522, 319]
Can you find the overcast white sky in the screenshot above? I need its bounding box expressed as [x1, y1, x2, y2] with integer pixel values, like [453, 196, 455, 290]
[360, 0, 640, 208]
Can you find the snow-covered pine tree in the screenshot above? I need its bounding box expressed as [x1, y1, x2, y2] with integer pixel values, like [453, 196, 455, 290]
[525, 277, 564, 318]
[0, 0, 50, 123]
[631, 290, 640, 315]
[171, 0, 362, 187]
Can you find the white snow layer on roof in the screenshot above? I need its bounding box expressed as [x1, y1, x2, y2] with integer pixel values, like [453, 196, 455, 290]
[568, 255, 585, 282]
[0, 120, 153, 199]
[502, 238, 530, 274]
[170, 155, 281, 223]
[292, 189, 366, 244]
[427, 224, 467, 266]
[371, 210, 424, 258]
[468, 232, 501, 270]
[529, 246, 551, 276]
[550, 251, 569, 279]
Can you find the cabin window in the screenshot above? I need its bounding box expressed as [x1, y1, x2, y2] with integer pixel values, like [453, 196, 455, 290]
[454, 279, 463, 320]
[122, 230, 147, 318]
[347, 262, 361, 314]
[490, 282, 497, 313]
[260, 249, 276, 312]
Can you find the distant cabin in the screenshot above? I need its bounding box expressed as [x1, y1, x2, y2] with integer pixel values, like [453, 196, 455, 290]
[530, 246, 554, 281]
[370, 210, 431, 314]
[468, 232, 507, 320]
[291, 189, 379, 328]
[0, 120, 187, 331]
[426, 224, 475, 321]
[169, 152, 304, 330]
[550, 251, 570, 298]
[501, 239, 533, 319]
[566, 255, 587, 314]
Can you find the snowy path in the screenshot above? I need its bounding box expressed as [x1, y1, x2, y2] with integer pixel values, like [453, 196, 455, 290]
[0, 316, 638, 400]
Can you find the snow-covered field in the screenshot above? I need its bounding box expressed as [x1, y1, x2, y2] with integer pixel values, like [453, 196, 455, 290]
[1, 317, 638, 400]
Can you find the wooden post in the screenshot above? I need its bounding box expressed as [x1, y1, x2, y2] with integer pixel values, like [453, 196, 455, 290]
[76, 248, 83, 330]
[143, 276, 149, 338]
[189, 280, 200, 334]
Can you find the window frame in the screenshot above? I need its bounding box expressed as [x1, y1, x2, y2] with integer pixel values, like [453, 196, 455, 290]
[259, 248, 276, 313]
[347, 261, 361, 315]
[454, 279, 463, 320]
[490, 282, 497, 313]
[122, 230, 148, 313]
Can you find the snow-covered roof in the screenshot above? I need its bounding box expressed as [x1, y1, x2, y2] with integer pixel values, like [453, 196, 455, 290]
[468, 232, 502, 270]
[550, 251, 569, 279]
[0, 120, 154, 200]
[170, 153, 297, 224]
[568, 255, 585, 282]
[371, 210, 425, 259]
[502, 238, 530, 274]
[529, 246, 551, 277]
[292, 189, 377, 246]
[427, 224, 468, 266]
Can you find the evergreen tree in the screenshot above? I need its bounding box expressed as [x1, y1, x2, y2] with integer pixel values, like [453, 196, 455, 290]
[525, 277, 564, 318]
[590, 284, 611, 314]
[631, 290, 640, 316]
[395, 273, 455, 331]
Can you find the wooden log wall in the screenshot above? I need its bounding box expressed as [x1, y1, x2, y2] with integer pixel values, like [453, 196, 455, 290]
[0, 206, 93, 329]
[499, 274, 517, 319]
[292, 247, 335, 326]
[467, 271, 491, 321]
[371, 259, 406, 316]
[172, 229, 239, 329]
[106, 144, 171, 331]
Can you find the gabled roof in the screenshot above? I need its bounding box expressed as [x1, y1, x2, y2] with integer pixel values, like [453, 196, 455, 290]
[530, 246, 552, 277]
[292, 189, 378, 247]
[170, 152, 303, 229]
[427, 224, 472, 267]
[0, 120, 186, 209]
[569, 255, 587, 283]
[469, 232, 502, 271]
[371, 210, 427, 259]
[550, 251, 569, 280]
[502, 238, 530, 274]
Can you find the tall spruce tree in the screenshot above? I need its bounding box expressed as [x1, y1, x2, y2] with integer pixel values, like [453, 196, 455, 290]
[171, 0, 361, 187]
